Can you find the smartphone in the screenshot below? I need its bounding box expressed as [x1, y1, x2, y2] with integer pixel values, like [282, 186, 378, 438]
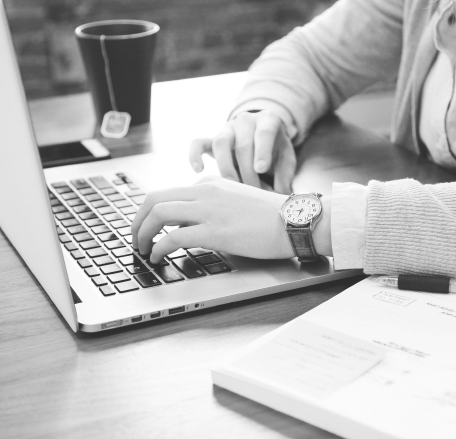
[39, 138, 111, 168]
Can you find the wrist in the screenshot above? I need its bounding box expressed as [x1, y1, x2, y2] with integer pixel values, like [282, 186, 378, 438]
[313, 196, 332, 257]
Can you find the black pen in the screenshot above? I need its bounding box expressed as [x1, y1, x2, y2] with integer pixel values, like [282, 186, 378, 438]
[371, 274, 456, 294]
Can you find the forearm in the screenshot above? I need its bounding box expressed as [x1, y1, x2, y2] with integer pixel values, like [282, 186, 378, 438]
[231, 0, 403, 146]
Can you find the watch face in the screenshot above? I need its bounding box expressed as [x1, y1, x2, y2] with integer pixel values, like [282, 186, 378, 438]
[281, 194, 321, 226]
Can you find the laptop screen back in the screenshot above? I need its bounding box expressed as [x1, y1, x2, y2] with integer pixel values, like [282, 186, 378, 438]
[0, 1, 78, 332]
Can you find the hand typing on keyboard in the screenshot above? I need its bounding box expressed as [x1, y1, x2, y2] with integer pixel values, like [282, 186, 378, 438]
[132, 176, 299, 264]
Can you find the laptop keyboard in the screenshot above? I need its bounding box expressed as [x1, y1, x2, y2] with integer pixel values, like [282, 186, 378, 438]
[49, 172, 232, 297]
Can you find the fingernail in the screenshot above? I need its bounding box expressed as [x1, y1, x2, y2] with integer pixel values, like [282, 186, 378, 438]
[192, 162, 202, 173]
[254, 159, 267, 173]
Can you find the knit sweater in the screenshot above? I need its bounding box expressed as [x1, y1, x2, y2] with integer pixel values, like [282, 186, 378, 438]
[230, 0, 456, 276]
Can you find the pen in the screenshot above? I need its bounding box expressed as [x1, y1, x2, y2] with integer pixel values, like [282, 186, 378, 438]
[372, 274, 456, 294]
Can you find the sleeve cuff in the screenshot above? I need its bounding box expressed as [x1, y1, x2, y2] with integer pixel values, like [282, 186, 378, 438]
[331, 182, 369, 270]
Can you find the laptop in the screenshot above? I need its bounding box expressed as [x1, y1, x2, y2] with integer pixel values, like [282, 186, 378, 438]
[0, 1, 359, 333]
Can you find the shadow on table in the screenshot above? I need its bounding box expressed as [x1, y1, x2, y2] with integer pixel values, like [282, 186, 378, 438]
[213, 385, 340, 439]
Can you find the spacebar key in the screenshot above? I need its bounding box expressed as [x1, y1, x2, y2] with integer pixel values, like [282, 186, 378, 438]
[89, 176, 111, 189]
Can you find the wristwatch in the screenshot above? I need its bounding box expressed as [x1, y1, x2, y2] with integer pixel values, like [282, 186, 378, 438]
[279, 192, 323, 262]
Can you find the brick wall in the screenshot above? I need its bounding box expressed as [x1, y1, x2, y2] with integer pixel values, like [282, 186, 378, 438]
[5, 0, 335, 99]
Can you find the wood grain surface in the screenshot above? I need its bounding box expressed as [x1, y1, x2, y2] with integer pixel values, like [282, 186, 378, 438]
[1, 73, 455, 439]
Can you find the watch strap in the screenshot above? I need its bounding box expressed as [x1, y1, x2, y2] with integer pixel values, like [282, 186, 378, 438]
[286, 226, 320, 262]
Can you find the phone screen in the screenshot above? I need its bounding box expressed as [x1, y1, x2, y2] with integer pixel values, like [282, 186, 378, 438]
[39, 140, 110, 168]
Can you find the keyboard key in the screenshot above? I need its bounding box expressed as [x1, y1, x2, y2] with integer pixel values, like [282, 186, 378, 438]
[56, 226, 65, 235]
[98, 232, 118, 242]
[124, 235, 133, 244]
[126, 262, 149, 275]
[107, 193, 124, 202]
[205, 262, 231, 275]
[84, 267, 100, 277]
[118, 254, 142, 266]
[117, 227, 131, 237]
[196, 254, 222, 265]
[85, 218, 104, 227]
[173, 257, 206, 278]
[73, 205, 92, 214]
[85, 194, 102, 202]
[59, 234, 71, 244]
[91, 225, 111, 235]
[71, 250, 85, 260]
[94, 256, 115, 267]
[101, 187, 117, 195]
[187, 248, 213, 257]
[135, 272, 161, 288]
[67, 225, 87, 235]
[92, 200, 109, 208]
[115, 281, 139, 293]
[52, 206, 67, 214]
[77, 258, 92, 269]
[64, 242, 78, 251]
[56, 212, 74, 221]
[93, 276, 108, 287]
[80, 212, 97, 220]
[100, 285, 115, 296]
[62, 192, 78, 201]
[113, 178, 125, 186]
[50, 199, 62, 207]
[70, 179, 90, 189]
[61, 218, 80, 228]
[167, 248, 187, 259]
[126, 214, 136, 222]
[125, 189, 145, 197]
[51, 182, 67, 188]
[112, 247, 132, 258]
[153, 233, 165, 243]
[104, 213, 122, 222]
[120, 206, 137, 215]
[99, 207, 116, 216]
[128, 183, 139, 190]
[111, 219, 128, 229]
[105, 240, 125, 250]
[79, 187, 96, 196]
[114, 200, 131, 208]
[48, 192, 56, 199]
[80, 240, 100, 250]
[74, 232, 93, 243]
[108, 272, 130, 284]
[89, 176, 111, 189]
[67, 198, 85, 207]
[101, 264, 122, 275]
[131, 195, 146, 205]
[154, 265, 184, 283]
[87, 247, 108, 258]
[55, 186, 72, 194]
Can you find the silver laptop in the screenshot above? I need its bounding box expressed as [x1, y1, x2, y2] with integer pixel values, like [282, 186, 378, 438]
[0, 1, 359, 333]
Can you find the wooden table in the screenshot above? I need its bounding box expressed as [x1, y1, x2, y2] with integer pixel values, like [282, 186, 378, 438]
[1, 73, 455, 439]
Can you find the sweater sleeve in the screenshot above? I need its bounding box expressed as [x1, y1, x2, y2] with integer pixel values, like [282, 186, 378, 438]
[364, 179, 456, 277]
[230, 0, 404, 146]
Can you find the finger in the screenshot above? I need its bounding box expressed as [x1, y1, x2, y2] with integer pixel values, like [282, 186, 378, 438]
[151, 224, 208, 263]
[212, 123, 240, 182]
[273, 132, 296, 194]
[233, 113, 262, 187]
[253, 112, 281, 173]
[131, 187, 197, 249]
[189, 138, 213, 173]
[137, 201, 203, 256]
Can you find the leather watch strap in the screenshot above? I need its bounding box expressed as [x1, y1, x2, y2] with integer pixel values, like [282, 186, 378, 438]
[286, 226, 319, 262]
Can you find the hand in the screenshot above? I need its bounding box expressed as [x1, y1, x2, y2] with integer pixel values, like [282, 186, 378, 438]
[131, 176, 295, 263]
[189, 111, 297, 194]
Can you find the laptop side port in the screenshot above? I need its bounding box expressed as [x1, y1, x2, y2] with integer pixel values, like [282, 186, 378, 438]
[169, 306, 185, 315]
[131, 316, 142, 323]
[150, 311, 161, 319]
